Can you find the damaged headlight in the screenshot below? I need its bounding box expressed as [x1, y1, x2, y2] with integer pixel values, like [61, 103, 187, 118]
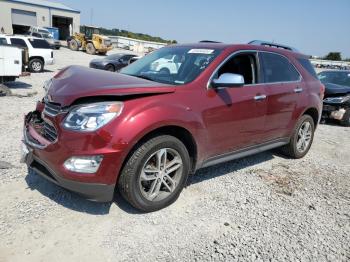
[324, 96, 350, 104]
[63, 102, 123, 132]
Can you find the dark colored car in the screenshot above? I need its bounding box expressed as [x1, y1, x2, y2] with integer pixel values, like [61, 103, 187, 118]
[318, 70, 350, 126]
[89, 53, 138, 72]
[22, 41, 324, 212]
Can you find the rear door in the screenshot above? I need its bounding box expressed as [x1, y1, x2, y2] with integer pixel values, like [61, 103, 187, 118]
[259, 52, 303, 141]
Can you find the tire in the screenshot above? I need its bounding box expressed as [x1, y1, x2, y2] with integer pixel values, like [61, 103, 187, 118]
[280, 115, 315, 159]
[105, 64, 115, 72]
[159, 68, 170, 75]
[69, 39, 79, 51]
[86, 43, 96, 55]
[341, 109, 350, 127]
[118, 135, 190, 212]
[29, 58, 43, 73]
[99, 52, 107, 56]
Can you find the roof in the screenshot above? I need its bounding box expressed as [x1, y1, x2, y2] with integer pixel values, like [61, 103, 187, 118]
[5, 0, 80, 13]
[175, 42, 307, 57]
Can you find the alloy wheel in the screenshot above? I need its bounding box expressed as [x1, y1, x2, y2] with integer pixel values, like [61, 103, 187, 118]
[296, 121, 312, 153]
[139, 148, 183, 201]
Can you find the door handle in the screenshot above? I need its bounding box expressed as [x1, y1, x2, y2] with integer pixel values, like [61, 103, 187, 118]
[294, 87, 303, 93]
[254, 94, 267, 101]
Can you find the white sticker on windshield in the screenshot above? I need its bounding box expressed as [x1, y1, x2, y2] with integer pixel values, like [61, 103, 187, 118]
[188, 49, 214, 54]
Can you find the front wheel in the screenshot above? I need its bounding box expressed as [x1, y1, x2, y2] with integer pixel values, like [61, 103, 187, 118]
[118, 135, 190, 212]
[280, 115, 315, 159]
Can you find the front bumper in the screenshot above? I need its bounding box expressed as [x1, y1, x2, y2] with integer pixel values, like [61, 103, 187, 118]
[322, 103, 348, 120]
[23, 150, 115, 201]
[21, 109, 124, 202]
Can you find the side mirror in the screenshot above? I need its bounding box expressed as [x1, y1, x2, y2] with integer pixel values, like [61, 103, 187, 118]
[211, 73, 245, 88]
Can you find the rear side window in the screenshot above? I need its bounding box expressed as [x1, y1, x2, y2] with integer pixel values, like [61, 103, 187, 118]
[260, 52, 300, 83]
[10, 38, 27, 48]
[298, 58, 318, 79]
[29, 39, 51, 49]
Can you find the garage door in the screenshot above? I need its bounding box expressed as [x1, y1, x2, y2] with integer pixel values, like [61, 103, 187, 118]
[11, 9, 37, 26]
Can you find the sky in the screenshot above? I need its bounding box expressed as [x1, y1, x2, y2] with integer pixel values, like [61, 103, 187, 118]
[56, 0, 350, 57]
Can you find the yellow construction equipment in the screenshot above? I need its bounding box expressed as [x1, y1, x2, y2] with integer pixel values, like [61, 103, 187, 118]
[68, 25, 113, 55]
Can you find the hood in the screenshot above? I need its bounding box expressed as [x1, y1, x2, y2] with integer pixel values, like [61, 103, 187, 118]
[47, 65, 175, 106]
[324, 82, 350, 97]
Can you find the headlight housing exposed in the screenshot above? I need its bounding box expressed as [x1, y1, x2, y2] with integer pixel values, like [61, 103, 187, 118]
[63, 102, 123, 132]
[324, 96, 350, 104]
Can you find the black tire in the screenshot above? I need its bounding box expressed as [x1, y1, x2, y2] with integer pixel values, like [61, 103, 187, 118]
[105, 64, 115, 72]
[280, 115, 315, 159]
[99, 52, 107, 56]
[29, 58, 43, 73]
[86, 43, 96, 55]
[69, 39, 79, 51]
[118, 135, 190, 212]
[341, 109, 350, 127]
[159, 68, 170, 75]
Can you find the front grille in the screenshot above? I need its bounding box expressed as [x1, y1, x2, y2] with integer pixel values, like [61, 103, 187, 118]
[43, 102, 61, 117]
[43, 121, 58, 142]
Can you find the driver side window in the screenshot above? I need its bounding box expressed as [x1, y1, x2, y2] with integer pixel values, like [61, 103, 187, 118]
[216, 52, 259, 85]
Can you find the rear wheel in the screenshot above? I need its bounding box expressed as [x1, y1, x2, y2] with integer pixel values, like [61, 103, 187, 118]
[29, 58, 43, 73]
[280, 115, 315, 159]
[118, 135, 190, 212]
[99, 51, 107, 56]
[341, 109, 350, 127]
[68, 39, 79, 51]
[86, 43, 96, 55]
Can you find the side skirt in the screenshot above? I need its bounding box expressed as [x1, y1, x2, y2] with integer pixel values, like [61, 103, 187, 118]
[201, 138, 289, 169]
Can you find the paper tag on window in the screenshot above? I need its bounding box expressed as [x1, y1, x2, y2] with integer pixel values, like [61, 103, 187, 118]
[188, 49, 214, 54]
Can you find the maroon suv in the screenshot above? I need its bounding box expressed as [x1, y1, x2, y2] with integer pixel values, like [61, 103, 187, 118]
[22, 41, 324, 211]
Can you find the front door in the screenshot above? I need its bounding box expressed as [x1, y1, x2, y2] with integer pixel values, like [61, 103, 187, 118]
[203, 51, 268, 157]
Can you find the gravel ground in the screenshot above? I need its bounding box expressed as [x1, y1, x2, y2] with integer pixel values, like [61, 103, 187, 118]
[0, 48, 349, 262]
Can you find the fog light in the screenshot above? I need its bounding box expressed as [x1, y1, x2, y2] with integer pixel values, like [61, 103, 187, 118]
[64, 156, 103, 173]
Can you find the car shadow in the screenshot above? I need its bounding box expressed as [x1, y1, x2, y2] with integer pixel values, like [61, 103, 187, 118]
[187, 150, 277, 186]
[4, 81, 32, 89]
[25, 168, 112, 215]
[24, 150, 283, 215]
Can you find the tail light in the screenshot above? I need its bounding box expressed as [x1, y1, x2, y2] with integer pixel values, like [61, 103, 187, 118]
[320, 84, 325, 99]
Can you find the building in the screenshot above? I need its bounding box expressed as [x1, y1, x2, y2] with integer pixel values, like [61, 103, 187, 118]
[108, 35, 167, 53]
[0, 0, 80, 40]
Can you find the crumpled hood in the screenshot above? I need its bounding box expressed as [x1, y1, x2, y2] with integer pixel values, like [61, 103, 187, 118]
[324, 82, 350, 96]
[47, 65, 175, 106]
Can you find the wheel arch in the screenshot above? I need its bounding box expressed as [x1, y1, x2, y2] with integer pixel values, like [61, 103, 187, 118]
[29, 56, 45, 65]
[119, 125, 198, 181]
[302, 107, 319, 128]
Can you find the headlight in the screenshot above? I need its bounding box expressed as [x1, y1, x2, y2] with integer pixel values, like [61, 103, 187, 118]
[324, 96, 350, 104]
[63, 102, 123, 132]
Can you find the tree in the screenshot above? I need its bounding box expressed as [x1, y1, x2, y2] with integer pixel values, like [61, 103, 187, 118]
[324, 52, 342, 61]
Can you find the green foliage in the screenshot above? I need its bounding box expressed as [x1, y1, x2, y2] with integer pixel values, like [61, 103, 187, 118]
[93, 26, 175, 44]
[323, 52, 342, 61]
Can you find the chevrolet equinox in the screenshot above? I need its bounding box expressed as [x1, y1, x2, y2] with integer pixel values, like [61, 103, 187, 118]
[22, 41, 324, 211]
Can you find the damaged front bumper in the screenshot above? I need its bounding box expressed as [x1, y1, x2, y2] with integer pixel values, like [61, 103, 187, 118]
[21, 109, 116, 202]
[322, 103, 348, 121]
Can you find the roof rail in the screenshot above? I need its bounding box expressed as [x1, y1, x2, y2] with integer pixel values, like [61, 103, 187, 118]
[248, 40, 298, 52]
[199, 40, 222, 43]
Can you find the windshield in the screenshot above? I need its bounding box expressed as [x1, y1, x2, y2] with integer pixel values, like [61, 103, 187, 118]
[106, 54, 123, 60]
[42, 33, 52, 39]
[318, 71, 350, 87]
[120, 46, 221, 85]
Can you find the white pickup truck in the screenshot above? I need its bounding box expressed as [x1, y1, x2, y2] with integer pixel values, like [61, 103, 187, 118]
[0, 34, 54, 73]
[0, 44, 22, 82]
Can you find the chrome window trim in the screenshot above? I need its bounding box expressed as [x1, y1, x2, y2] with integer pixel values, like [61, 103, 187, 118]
[206, 50, 302, 89]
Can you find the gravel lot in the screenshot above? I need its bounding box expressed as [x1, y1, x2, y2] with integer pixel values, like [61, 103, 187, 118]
[0, 47, 349, 262]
